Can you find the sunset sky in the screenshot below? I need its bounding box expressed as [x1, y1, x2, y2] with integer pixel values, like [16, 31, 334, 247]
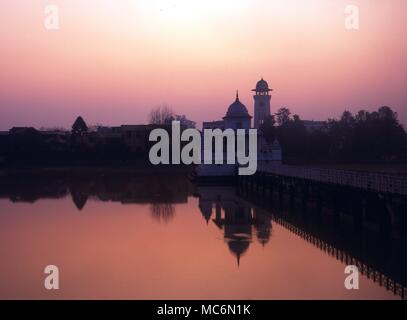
[0, 0, 406, 130]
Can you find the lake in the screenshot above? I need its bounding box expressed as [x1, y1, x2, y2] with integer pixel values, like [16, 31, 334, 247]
[0, 169, 404, 299]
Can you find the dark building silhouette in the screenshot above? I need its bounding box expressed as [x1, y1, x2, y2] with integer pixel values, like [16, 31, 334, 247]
[197, 186, 272, 267]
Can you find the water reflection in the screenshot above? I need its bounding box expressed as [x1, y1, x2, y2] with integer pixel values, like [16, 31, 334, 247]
[197, 186, 272, 266]
[0, 170, 191, 221]
[150, 203, 176, 223]
[0, 169, 405, 299]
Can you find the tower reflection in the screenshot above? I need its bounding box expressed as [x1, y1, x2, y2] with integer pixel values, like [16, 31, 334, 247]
[197, 186, 272, 266]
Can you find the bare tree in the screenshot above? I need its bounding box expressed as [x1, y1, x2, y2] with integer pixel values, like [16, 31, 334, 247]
[149, 203, 175, 223]
[148, 104, 175, 125]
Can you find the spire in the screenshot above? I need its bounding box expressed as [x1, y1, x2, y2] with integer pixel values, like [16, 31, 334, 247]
[236, 90, 239, 102]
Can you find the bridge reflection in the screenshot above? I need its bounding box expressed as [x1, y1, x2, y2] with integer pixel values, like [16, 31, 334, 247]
[237, 175, 407, 300]
[275, 217, 406, 299]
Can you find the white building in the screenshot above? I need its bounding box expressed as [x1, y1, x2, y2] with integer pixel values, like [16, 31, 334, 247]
[202, 78, 273, 131]
[195, 79, 281, 180]
[203, 91, 252, 131]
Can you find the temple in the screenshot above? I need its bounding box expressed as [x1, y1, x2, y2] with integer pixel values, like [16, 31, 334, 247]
[195, 79, 282, 180]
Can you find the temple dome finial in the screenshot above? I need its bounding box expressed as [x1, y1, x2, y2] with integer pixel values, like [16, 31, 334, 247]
[252, 78, 272, 93]
[224, 91, 250, 119]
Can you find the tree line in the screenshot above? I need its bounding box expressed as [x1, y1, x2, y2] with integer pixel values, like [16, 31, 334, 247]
[1, 105, 406, 166]
[260, 106, 407, 164]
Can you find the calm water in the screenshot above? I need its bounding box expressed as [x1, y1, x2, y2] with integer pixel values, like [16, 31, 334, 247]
[0, 170, 404, 299]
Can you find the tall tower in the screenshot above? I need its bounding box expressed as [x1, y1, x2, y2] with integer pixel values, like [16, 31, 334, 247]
[253, 78, 272, 129]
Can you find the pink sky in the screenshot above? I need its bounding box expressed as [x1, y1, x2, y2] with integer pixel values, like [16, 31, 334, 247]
[0, 0, 406, 130]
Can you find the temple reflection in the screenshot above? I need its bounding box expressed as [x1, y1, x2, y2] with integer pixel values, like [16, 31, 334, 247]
[197, 186, 272, 266]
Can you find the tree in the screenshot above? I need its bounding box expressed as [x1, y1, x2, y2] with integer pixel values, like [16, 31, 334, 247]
[175, 115, 196, 128]
[149, 105, 175, 125]
[259, 115, 276, 143]
[259, 106, 407, 164]
[325, 107, 407, 162]
[277, 113, 307, 161]
[275, 107, 291, 126]
[72, 116, 88, 136]
[341, 110, 355, 126]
